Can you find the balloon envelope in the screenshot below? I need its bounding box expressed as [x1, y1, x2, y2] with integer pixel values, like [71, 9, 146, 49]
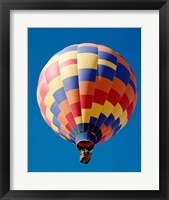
[37, 43, 138, 153]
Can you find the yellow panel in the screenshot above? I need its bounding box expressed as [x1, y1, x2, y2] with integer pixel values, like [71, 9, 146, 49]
[51, 123, 59, 132]
[36, 89, 41, 106]
[102, 100, 114, 117]
[60, 64, 78, 80]
[98, 59, 117, 70]
[82, 109, 91, 123]
[48, 76, 63, 94]
[119, 110, 127, 124]
[58, 51, 77, 63]
[60, 135, 67, 141]
[120, 119, 128, 129]
[90, 103, 103, 118]
[112, 103, 123, 120]
[44, 91, 55, 107]
[75, 116, 82, 124]
[45, 108, 53, 122]
[77, 53, 98, 69]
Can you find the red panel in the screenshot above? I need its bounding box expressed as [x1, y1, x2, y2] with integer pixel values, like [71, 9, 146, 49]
[45, 62, 60, 84]
[127, 103, 134, 120]
[98, 135, 106, 144]
[70, 102, 81, 117]
[66, 123, 72, 131]
[40, 101, 46, 116]
[65, 112, 76, 126]
[59, 59, 77, 68]
[80, 95, 93, 109]
[119, 93, 130, 111]
[107, 88, 121, 106]
[93, 89, 107, 105]
[38, 70, 45, 84]
[39, 83, 49, 100]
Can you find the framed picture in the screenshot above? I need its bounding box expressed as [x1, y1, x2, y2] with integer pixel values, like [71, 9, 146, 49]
[0, 0, 168, 199]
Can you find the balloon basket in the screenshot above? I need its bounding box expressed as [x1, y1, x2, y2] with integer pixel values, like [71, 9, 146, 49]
[80, 150, 91, 164]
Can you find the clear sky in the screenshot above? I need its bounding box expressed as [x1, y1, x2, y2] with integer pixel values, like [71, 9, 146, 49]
[28, 28, 141, 172]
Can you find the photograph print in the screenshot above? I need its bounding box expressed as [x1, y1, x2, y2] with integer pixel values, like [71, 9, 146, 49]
[28, 28, 141, 172]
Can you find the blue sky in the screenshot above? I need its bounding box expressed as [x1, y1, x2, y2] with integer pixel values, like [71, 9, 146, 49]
[28, 28, 141, 172]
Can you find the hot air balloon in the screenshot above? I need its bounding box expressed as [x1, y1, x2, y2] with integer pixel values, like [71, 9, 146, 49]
[37, 43, 138, 164]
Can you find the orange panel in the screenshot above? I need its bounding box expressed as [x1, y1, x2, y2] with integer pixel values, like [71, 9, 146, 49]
[100, 124, 107, 133]
[130, 71, 137, 87]
[102, 126, 112, 137]
[104, 130, 114, 141]
[117, 56, 131, 72]
[60, 125, 71, 138]
[79, 81, 95, 95]
[66, 89, 80, 104]
[125, 84, 135, 103]
[58, 100, 71, 115]
[133, 91, 138, 108]
[111, 77, 126, 96]
[95, 76, 112, 93]
[57, 113, 68, 126]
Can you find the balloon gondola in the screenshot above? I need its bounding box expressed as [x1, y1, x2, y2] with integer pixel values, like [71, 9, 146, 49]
[37, 43, 138, 164]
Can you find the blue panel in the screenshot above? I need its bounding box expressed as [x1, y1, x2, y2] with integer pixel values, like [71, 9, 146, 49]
[95, 113, 107, 128]
[71, 124, 79, 133]
[90, 117, 97, 125]
[59, 45, 77, 55]
[78, 46, 98, 54]
[96, 134, 102, 143]
[79, 69, 96, 82]
[62, 76, 79, 91]
[99, 51, 117, 64]
[104, 114, 115, 127]
[129, 79, 136, 93]
[113, 125, 121, 135]
[50, 102, 60, 117]
[58, 130, 66, 137]
[53, 88, 67, 104]
[92, 126, 100, 135]
[52, 116, 61, 128]
[111, 118, 120, 130]
[83, 123, 89, 131]
[95, 130, 102, 142]
[70, 131, 75, 141]
[88, 123, 95, 132]
[75, 131, 97, 144]
[98, 64, 115, 80]
[77, 124, 83, 132]
[70, 124, 83, 136]
[115, 63, 130, 85]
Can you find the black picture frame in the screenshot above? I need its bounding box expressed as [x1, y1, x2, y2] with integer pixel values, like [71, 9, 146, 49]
[0, 0, 168, 199]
